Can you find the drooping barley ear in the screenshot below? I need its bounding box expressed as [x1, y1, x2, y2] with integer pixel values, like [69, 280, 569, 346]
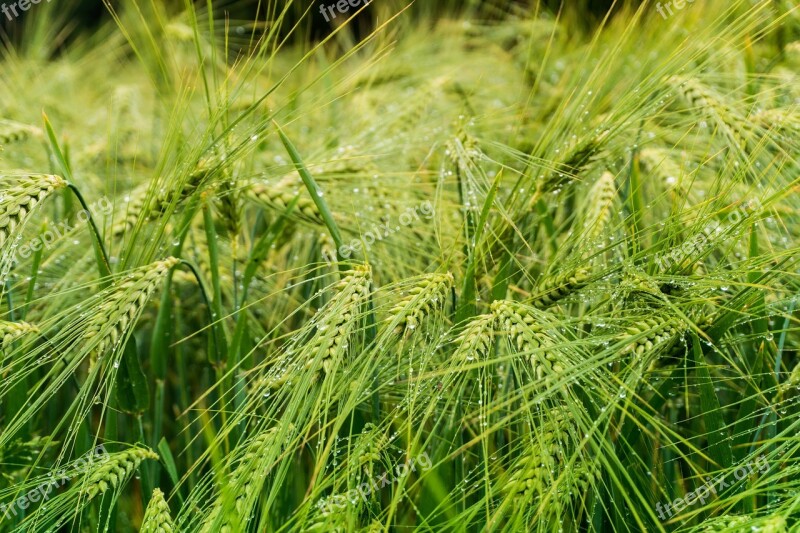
[384, 273, 453, 337]
[349, 423, 389, 479]
[319, 232, 337, 264]
[201, 427, 279, 533]
[638, 147, 685, 192]
[82, 257, 180, 369]
[304, 265, 372, 375]
[530, 266, 592, 309]
[0, 119, 41, 146]
[504, 407, 578, 498]
[581, 171, 616, 243]
[141, 488, 175, 533]
[81, 446, 159, 500]
[111, 187, 149, 239]
[491, 300, 564, 379]
[111, 158, 215, 238]
[536, 129, 609, 197]
[452, 313, 495, 365]
[256, 266, 372, 391]
[0, 174, 67, 250]
[0, 320, 39, 350]
[245, 176, 324, 225]
[619, 314, 685, 358]
[697, 514, 786, 532]
[446, 129, 481, 171]
[669, 76, 752, 151]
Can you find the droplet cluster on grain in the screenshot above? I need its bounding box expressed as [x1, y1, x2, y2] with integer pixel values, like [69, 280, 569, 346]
[385, 272, 453, 336]
[82, 257, 180, 368]
[0, 320, 39, 349]
[246, 176, 323, 225]
[530, 266, 592, 309]
[491, 300, 564, 379]
[304, 265, 371, 375]
[0, 119, 40, 146]
[619, 315, 685, 357]
[81, 446, 159, 499]
[141, 488, 175, 533]
[0, 174, 67, 249]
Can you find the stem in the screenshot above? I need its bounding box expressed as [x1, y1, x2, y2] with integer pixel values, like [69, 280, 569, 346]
[66, 183, 113, 282]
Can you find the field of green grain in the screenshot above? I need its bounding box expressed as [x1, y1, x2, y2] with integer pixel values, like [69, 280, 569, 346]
[0, 1, 799, 531]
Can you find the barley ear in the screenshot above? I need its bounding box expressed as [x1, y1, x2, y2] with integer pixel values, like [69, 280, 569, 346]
[81, 446, 159, 500]
[141, 488, 175, 533]
[0, 320, 39, 349]
[452, 313, 495, 365]
[246, 176, 324, 225]
[0, 174, 67, 250]
[0, 119, 41, 146]
[82, 257, 180, 369]
[385, 273, 453, 336]
[582, 171, 616, 244]
[619, 315, 685, 358]
[491, 300, 565, 379]
[530, 266, 592, 309]
[303, 265, 371, 375]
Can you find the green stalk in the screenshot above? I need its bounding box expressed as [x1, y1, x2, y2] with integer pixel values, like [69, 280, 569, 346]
[274, 121, 346, 270]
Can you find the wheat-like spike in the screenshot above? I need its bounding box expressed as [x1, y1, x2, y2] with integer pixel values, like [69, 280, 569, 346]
[0, 119, 40, 145]
[245, 176, 323, 225]
[111, 159, 214, 238]
[698, 514, 786, 532]
[619, 315, 685, 357]
[452, 313, 495, 364]
[248, 265, 374, 390]
[446, 129, 481, 171]
[303, 265, 372, 375]
[669, 76, 752, 151]
[111, 187, 149, 238]
[582, 171, 616, 242]
[536, 129, 608, 197]
[81, 446, 159, 500]
[530, 266, 592, 309]
[385, 273, 453, 336]
[349, 423, 389, 479]
[141, 488, 175, 533]
[0, 174, 67, 249]
[82, 257, 179, 369]
[638, 147, 694, 207]
[0, 320, 39, 349]
[491, 300, 564, 379]
[504, 407, 577, 498]
[200, 427, 279, 533]
[306, 500, 351, 533]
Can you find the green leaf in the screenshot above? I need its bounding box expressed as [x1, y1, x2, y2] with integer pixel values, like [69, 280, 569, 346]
[116, 336, 150, 415]
[692, 331, 732, 469]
